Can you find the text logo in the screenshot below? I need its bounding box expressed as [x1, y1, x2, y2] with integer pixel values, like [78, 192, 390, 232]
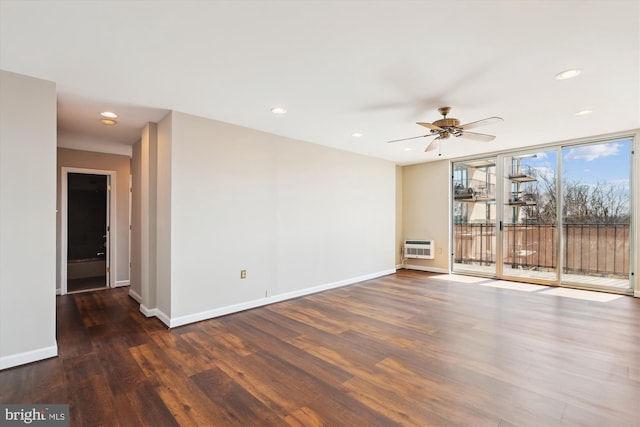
[1, 405, 68, 426]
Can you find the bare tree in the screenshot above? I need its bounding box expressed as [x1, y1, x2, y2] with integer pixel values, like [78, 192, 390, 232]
[522, 176, 629, 225]
[522, 173, 556, 224]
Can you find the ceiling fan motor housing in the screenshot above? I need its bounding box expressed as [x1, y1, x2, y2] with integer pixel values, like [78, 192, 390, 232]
[433, 118, 460, 128]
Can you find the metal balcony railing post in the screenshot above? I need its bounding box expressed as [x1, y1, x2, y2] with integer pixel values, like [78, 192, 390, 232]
[581, 224, 585, 274]
[564, 223, 569, 274]
[552, 225, 556, 269]
[613, 224, 617, 275]
[480, 223, 483, 266]
[596, 223, 600, 275]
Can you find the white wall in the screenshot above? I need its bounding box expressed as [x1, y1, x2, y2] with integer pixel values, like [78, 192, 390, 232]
[58, 130, 133, 157]
[161, 111, 396, 325]
[0, 70, 57, 369]
[395, 165, 404, 266]
[130, 123, 158, 314]
[130, 140, 142, 299]
[274, 136, 395, 293]
[156, 115, 172, 318]
[401, 160, 451, 273]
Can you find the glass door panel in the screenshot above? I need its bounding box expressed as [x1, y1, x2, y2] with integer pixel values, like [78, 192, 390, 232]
[451, 136, 634, 292]
[560, 139, 632, 291]
[452, 158, 497, 276]
[501, 150, 559, 283]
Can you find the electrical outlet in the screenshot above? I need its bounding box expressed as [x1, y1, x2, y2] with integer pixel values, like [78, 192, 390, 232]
[240, 269, 247, 279]
[438, 247, 443, 254]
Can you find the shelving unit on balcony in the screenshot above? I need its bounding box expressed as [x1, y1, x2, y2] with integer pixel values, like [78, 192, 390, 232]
[453, 159, 496, 204]
[453, 159, 497, 232]
[507, 165, 537, 207]
[508, 190, 537, 206]
[454, 180, 496, 203]
[508, 165, 537, 182]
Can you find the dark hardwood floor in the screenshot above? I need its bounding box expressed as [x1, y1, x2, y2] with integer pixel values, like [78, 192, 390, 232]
[67, 275, 108, 293]
[2, 270, 639, 426]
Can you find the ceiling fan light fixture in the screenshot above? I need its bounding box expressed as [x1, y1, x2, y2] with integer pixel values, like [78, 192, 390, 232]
[555, 68, 582, 80]
[100, 118, 117, 125]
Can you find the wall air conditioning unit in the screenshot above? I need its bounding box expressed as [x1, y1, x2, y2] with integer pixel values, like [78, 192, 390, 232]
[404, 240, 435, 259]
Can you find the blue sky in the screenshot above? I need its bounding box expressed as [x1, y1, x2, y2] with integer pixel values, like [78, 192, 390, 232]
[524, 139, 632, 188]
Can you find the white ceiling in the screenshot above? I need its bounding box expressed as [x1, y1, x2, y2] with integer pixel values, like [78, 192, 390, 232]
[1, 0, 638, 165]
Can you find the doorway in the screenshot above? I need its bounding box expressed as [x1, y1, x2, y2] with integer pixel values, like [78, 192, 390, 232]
[61, 168, 116, 294]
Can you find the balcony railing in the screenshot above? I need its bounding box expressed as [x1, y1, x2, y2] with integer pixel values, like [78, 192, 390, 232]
[453, 223, 629, 278]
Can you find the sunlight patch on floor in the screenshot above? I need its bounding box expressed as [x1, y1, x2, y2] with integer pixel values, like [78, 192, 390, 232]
[429, 274, 490, 284]
[425, 272, 625, 302]
[539, 287, 624, 302]
[478, 280, 548, 292]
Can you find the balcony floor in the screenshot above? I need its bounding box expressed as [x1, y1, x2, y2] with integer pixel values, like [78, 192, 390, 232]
[453, 263, 630, 292]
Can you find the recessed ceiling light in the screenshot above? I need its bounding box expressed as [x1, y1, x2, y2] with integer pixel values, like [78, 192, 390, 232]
[271, 107, 287, 115]
[404, 147, 412, 151]
[575, 109, 593, 116]
[351, 132, 363, 138]
[100, 111, 118, 119]
[100, 118, 117, 125]
[555, 68, 582, 80]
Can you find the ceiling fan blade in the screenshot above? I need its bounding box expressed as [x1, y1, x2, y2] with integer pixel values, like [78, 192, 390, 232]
[417, 122, 444, 131]
[425, 137, 441, 152]
[459, 117, 503, 130]
[388, 134, 433, 143]
[458, 131, 496, 142]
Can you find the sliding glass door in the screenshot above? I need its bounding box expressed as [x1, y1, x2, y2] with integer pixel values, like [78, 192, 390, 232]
[501, 149, 559, 283]
[451, 136, 634, 292]
[452, 158, 497, 276]
[560, 139, 632, 291]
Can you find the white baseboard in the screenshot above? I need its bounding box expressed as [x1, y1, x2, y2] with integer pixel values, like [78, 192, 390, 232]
[132, 290, 171, 327]
[404, 264, 449, 274]
[167, 268, 396, 328]
[56, 288, 61, 296]
[634, 289, 640, 298]
[128, 288, 142, 303]
[138, 304, 171, 328]
[140, 304, 156, 318]
[0, 344, 58, 371]
[155, 310, 171, 327]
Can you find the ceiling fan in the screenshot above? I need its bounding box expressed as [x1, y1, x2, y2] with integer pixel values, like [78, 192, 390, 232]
[389, 107, 503, 153]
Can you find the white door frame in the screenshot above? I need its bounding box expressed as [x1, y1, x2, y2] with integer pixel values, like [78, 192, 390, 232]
[61, 167, 117, 295]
